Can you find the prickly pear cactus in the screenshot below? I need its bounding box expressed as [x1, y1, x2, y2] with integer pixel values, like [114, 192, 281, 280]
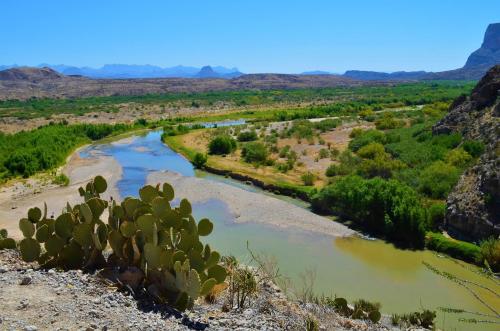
[18, 176, 109, 269]
[0, 228, 16, 250]
[107, 182, 226, 310]
[17, 176, 227, 311]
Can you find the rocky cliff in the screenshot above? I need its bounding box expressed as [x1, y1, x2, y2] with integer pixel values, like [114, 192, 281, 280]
[433, 65, 500, 241]
[464, 23, 500, 69]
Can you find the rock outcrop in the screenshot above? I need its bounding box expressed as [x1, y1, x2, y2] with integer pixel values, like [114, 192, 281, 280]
[464, 23, 500, 69]
[433, 65, 500, 241]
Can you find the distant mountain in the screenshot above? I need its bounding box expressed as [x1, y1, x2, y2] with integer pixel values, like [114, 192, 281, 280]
[0, 64, 243, 79]
[343, 70, 428, 81]
[301, 70, 333, 75]
[0, 66, 64, 82]
[195, 65, 243, 78]
[342, 23, 500, 81]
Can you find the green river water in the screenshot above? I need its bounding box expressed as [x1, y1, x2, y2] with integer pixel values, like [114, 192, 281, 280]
[80, 130, 499, 330]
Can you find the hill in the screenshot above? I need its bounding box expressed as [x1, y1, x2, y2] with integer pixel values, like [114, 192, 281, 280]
[0, 68, 377, 100]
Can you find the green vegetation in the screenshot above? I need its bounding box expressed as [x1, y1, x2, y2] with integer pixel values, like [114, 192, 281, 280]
[53, 173, 70, 186]
[237, 130, 258, 142]
[0, 81, 475, 120]
[462, 139, 485, 158]
[425, 232, 481, 263]
[478, 237, 500, 271]
[241, 142, 268, 163]
[16, 176, 227, 311]
[312, 175, 427, 247]
[208, 135, 237, 155]
[0, 122, 135, 180]
[192, 152, 208, 169]
[0, 228, 16, 250]
[324, 297, 382, 324]
[391, 309, 436, 329]
[301, 171, 315, 186]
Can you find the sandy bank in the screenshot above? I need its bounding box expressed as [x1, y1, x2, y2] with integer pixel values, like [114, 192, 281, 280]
[147, 171, 354, 238]
[0, 151, 122, 239]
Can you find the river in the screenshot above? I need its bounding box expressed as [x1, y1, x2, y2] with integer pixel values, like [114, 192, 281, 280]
[79, 129, 499, 330]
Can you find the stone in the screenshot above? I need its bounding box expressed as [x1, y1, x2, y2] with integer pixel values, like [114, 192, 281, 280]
[20, 275, 32, 285]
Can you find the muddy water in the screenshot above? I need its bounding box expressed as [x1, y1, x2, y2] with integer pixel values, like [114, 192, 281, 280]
[80, 130, 499, 330]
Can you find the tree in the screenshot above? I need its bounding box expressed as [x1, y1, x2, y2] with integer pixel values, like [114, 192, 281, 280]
[208, 135, 237, 155]
[193, 153, 207, 168]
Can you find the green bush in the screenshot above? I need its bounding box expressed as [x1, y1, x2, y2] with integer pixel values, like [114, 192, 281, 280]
[375, 113, 404, 130]
[237, 130, 258, 142]
[208, 135, 237, 155]
[357, 157, 405, 179]
[53, 173, 70, 186]
[301, 172, 315, 186]
[348, 129, 387, 152]
[193, 153, 207, 168]
[462, 140, 485, 158]
[418, 161, 460, 199]
[312, 175, 427, 247]
[425, 232, 480, 263]
[241, 142, 268, 163]
[357, 142, 386, 159]
[426, 202, 445, 230]
[478, 237, 500, 271]
[318, 148, 330, 159]
[445, 148, 472, 167]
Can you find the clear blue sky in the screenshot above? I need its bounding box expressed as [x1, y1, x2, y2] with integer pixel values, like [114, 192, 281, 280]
[1, 0, 498, 73]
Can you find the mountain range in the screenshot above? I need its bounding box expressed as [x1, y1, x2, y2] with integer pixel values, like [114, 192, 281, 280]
[0, 64, 243, 79]
[1, 23, 498, 81]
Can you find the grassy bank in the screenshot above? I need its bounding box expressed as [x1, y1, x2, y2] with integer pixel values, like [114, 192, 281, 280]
[162, 132, 315, 201]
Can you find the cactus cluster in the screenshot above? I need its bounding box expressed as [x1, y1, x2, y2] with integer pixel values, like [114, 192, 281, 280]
[18, 176, 109, 269]
[17, 175, 227, 311]
[0, 228, 16, 250]
[330, 297, 381, 323]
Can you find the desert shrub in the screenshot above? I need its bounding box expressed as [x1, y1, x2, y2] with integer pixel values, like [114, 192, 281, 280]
[418, 161, 460, 198]
[445, 148, 472, 167]
[357, 142, 386, 159]
[208, 135, 236, 155]
[478, 237, 500, 271]
[237, 130, 258, 142]
[348, 129, 387, 152]
[314, 118, 340, 132]
[301, 172, 315, 186]
[193, 152, 208, 168]
[375, 113, 404, 130]
[312, 175, 427, 247]
[288, 120, 314, 139]
[53, 173, 70, 186]
[318, 148, 330, 159]
[279, 145, 291, 158]
[462, 140, 485, 158]
[425, 232, 481, 263]
[305, 316, 319, 331]
[241, 142, 268, 163]
[359, 109, 375, 121]
[357, 157, 405, 179]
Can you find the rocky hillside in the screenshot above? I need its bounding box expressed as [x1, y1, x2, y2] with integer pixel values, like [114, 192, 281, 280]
[0, 249, 396, 331]
[433, 65, 500, 241]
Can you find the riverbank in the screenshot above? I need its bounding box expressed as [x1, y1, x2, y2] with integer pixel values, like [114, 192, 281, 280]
[0, 150, 122, 239]
[147, 170, 354, 238]
[163, 132, 315, 202]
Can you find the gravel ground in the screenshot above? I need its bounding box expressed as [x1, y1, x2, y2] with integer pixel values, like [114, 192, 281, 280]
[0, 250, 403, 331]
